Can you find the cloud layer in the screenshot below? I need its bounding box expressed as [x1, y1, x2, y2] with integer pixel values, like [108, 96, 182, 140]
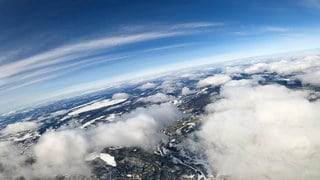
[1, 121, 38, 135]
[0, 103, 182, 179]
[197, 80, 320, 179]
[141, 93, 175, 103]
[197, 74, 231, 88]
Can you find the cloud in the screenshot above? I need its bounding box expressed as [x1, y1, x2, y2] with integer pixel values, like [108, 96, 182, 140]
[0, 55, 127, 92]
[181, 87, 194, 95]
[0, 21, 218, 92]
[262, 26, 289, 33]
[197, 74, 231, 88]
[120, 21, 224, 33]
[141, 43, 193, 53]
[112, 92, 130, 100]
[231, 25, 290, 37]
[141, 93, 175, 103]
[296, 69, 320, 86]
[197, 81, 320, 179]
[243, 55, 320, 75]
[244, 62, 269, 74]
[0, 103, 182, 178]
[224, 66, 244, 74]
[33, 130, 90, 177]
[0, 31, 184, 79]
[1, 121, 38, 135]
[90, 103, 182, 149]
[138, 82, 157, 90]
[302, 0, 320, 9]
[170, 22, 224, 30]
[0, 141, 32, 179]
[159, 80, 181, 93]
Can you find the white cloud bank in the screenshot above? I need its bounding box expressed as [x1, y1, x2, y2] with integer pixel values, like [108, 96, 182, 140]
[141, 93, 175, 103]
[1, 121, 38, 135]
[90, 103, 181, 149]
[243, 55, 320, 75]
[197, 74, 231, 88]
[181, 87, 194, 95]
[197, 80, 320, 179]
[112, 92, 130, 100]
[34, 130, 90, 177]
[296, 69, 320, 86]
[138, 82, 157, 90]
[0, 103, 182, 179]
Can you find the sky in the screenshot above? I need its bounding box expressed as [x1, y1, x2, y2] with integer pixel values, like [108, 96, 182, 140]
[0, 0, 320, 113]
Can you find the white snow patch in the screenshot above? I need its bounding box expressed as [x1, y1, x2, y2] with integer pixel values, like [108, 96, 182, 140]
[69, 99, 126, 116]
[99, 153, 117, 167]
[105, 114, 116, 122]
[50, 110, 68, 117]
[85, 152, 117, 167]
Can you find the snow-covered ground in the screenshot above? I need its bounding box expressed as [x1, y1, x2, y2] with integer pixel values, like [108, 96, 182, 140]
[85, 152, 117, 167]
[69, 99, 127, 116]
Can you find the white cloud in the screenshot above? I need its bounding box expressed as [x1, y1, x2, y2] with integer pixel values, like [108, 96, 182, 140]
[197, 74, 231, 88]
[138, 82, 157, 90]
[0, 31, 186, 81]
[141, 93, 175, 103]
[224, 66, 244, 74]
[1, 121, 38, 135]
[90, 103, 182, 149]
[243, 55, 320, 75]
[0, 21, 219, 91]
[244, 62, 269, 74]
[181, 87, 194, 95]
[296, 69, 320, 86]
[269, 57, 320, 75]
[39, 103, 180, 176]
[33, 130, 90, 177]
[223, 79, 256, 87]
[197, 81, 320, 179]
[0, 103, 182, 178]
[159, 80, 180, 93]
[303, 0, 320, 9]
[262, 26, 289, 33]
[0, 141, 32, 179]
[141, 43, 192, 53]
[170, 22, 224, 30]
[112, 92, 130, 100]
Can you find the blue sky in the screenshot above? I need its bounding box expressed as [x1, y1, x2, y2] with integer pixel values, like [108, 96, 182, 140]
[0, 0, 320, 113]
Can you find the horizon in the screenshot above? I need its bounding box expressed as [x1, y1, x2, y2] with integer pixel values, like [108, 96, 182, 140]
[2, 48, 319, 115]
[1, 0, 320, 112]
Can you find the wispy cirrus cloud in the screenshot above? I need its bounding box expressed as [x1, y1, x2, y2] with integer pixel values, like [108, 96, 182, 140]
[302, 0, 320, 9]
[0, 22, 223, 92]
[231, 25, 290, 36]
[0, 31, 184, 79]
[262, 26, 289, 33]
[0, 55, 128, 92]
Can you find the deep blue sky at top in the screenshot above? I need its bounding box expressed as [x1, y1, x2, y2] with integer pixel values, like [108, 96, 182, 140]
[0, 0, 320, 113]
